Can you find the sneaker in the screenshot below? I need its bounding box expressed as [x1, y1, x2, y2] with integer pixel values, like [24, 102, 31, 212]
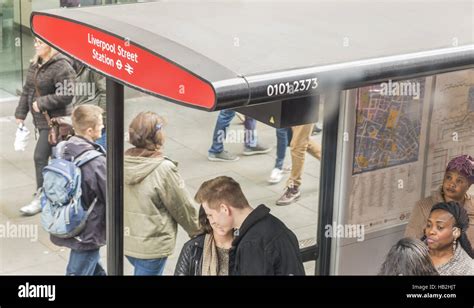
[208, 151, 240, 162]
[312, 123, 322, 135]
[243, 144, 271, 156]
[268, 168, 283, 184]
[20, 189, 42, 216]
[276, 186, 301, 206]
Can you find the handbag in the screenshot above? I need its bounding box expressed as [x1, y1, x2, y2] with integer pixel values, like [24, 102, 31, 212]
[34, 67, 74, 146]
[44, 112, 74, 146]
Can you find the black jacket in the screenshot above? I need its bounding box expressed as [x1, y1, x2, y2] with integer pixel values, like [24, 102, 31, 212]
[50, 136, 107, 251]
[174, 234, 205, 276]
[15, 54, 75, 130]
[229, 205, 305, 275]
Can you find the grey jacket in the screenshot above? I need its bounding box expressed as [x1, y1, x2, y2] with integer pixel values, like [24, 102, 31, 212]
[124, 155, 200, 259]
[15, 54, 75, 130]
[72, 64, 106, 121]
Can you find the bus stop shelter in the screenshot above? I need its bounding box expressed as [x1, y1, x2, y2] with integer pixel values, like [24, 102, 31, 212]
[30, 1, 473, 275]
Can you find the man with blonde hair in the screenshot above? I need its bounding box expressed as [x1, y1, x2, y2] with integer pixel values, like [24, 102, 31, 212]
[50, 105, 107, 275]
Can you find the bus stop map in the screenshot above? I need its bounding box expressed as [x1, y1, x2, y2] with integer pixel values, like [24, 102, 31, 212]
[353, 79, 426, 175]
[348, 69, 473, 232]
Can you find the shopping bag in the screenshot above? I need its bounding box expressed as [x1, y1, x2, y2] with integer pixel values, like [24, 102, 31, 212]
[14, 123, 30, 151]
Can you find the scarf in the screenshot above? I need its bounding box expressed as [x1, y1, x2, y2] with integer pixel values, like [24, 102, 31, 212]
[446, 154, 474, 184]
[201, 233, 219, 276]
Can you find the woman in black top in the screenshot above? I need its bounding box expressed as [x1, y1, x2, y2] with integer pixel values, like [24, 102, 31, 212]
[175, 206, 233, 276]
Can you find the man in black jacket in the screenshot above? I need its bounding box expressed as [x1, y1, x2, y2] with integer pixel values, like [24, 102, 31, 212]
[196, 176, 305, 275]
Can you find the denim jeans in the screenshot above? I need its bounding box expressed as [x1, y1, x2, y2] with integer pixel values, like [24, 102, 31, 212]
[208, 110, 257, 154]
[66, 249, 107, 276]
[126, 256, 167, 276]
[275, 127, 292, 169]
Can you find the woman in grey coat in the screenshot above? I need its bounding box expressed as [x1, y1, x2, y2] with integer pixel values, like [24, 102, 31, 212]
[14, 37, 75, 215]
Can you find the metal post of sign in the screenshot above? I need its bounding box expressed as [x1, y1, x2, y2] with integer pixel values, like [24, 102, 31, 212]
[316, 91, 341, 275]
[106, 79, 124, 276]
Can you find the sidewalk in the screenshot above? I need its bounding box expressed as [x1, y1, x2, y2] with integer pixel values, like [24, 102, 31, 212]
[0, 93, 321, 275]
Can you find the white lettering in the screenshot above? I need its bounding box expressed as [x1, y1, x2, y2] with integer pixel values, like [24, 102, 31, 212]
[324, 222, 365, 242]
[18, 282, 55, 301]
[55, 81, 96, 99]
[380, 79, 420, 99]
[92, 49, 115, 67]
[0, 221, 38, 242]
[88, 33, 116, 53]
[117, 45, 139, 63]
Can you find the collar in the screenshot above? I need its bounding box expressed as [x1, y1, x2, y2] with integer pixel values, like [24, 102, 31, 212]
[231, 204, 270, 247]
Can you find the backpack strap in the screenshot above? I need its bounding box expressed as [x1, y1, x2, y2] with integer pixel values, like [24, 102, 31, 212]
[74, 149, 104, 167]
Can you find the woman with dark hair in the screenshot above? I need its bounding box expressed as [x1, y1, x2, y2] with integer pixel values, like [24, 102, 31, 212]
[423, 202, 474, 275]
[123, 111, 200, 275]
[406, 155, 474, 246]
[174, 206, 234, 276]
[379, 237, 438, 276]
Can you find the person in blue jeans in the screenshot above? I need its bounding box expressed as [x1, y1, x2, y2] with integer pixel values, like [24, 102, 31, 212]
[268, 127, 293, 183]
[208, 110, 270, 161]
[126, 256, 167, 276]
[67, 249, 106, 276]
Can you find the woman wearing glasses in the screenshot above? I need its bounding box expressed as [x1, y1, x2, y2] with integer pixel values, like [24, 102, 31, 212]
[15, 37, 75, 215]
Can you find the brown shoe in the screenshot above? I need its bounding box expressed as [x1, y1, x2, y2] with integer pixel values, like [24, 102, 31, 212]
[276, 186, 301, 206]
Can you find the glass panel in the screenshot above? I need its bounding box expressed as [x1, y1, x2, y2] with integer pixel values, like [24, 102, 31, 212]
[122, 97, 323, 275]
[0, 0, 22, 98]
[334, 69, 474, 275]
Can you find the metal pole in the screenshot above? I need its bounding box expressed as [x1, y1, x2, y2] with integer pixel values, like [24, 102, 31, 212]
[106, 79, 124, 275]
[316, 91, 340, 275]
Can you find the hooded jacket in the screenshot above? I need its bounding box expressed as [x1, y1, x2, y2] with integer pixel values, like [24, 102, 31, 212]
[50, 136, 107, 250]
[15, 53, 75, 130]
[229, 204, 305, 275]
[72, 63, 106, 121]
[124, 155, 200, 259]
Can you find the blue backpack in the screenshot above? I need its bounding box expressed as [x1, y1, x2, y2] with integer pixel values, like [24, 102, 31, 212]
[40, 149, 104, 238]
